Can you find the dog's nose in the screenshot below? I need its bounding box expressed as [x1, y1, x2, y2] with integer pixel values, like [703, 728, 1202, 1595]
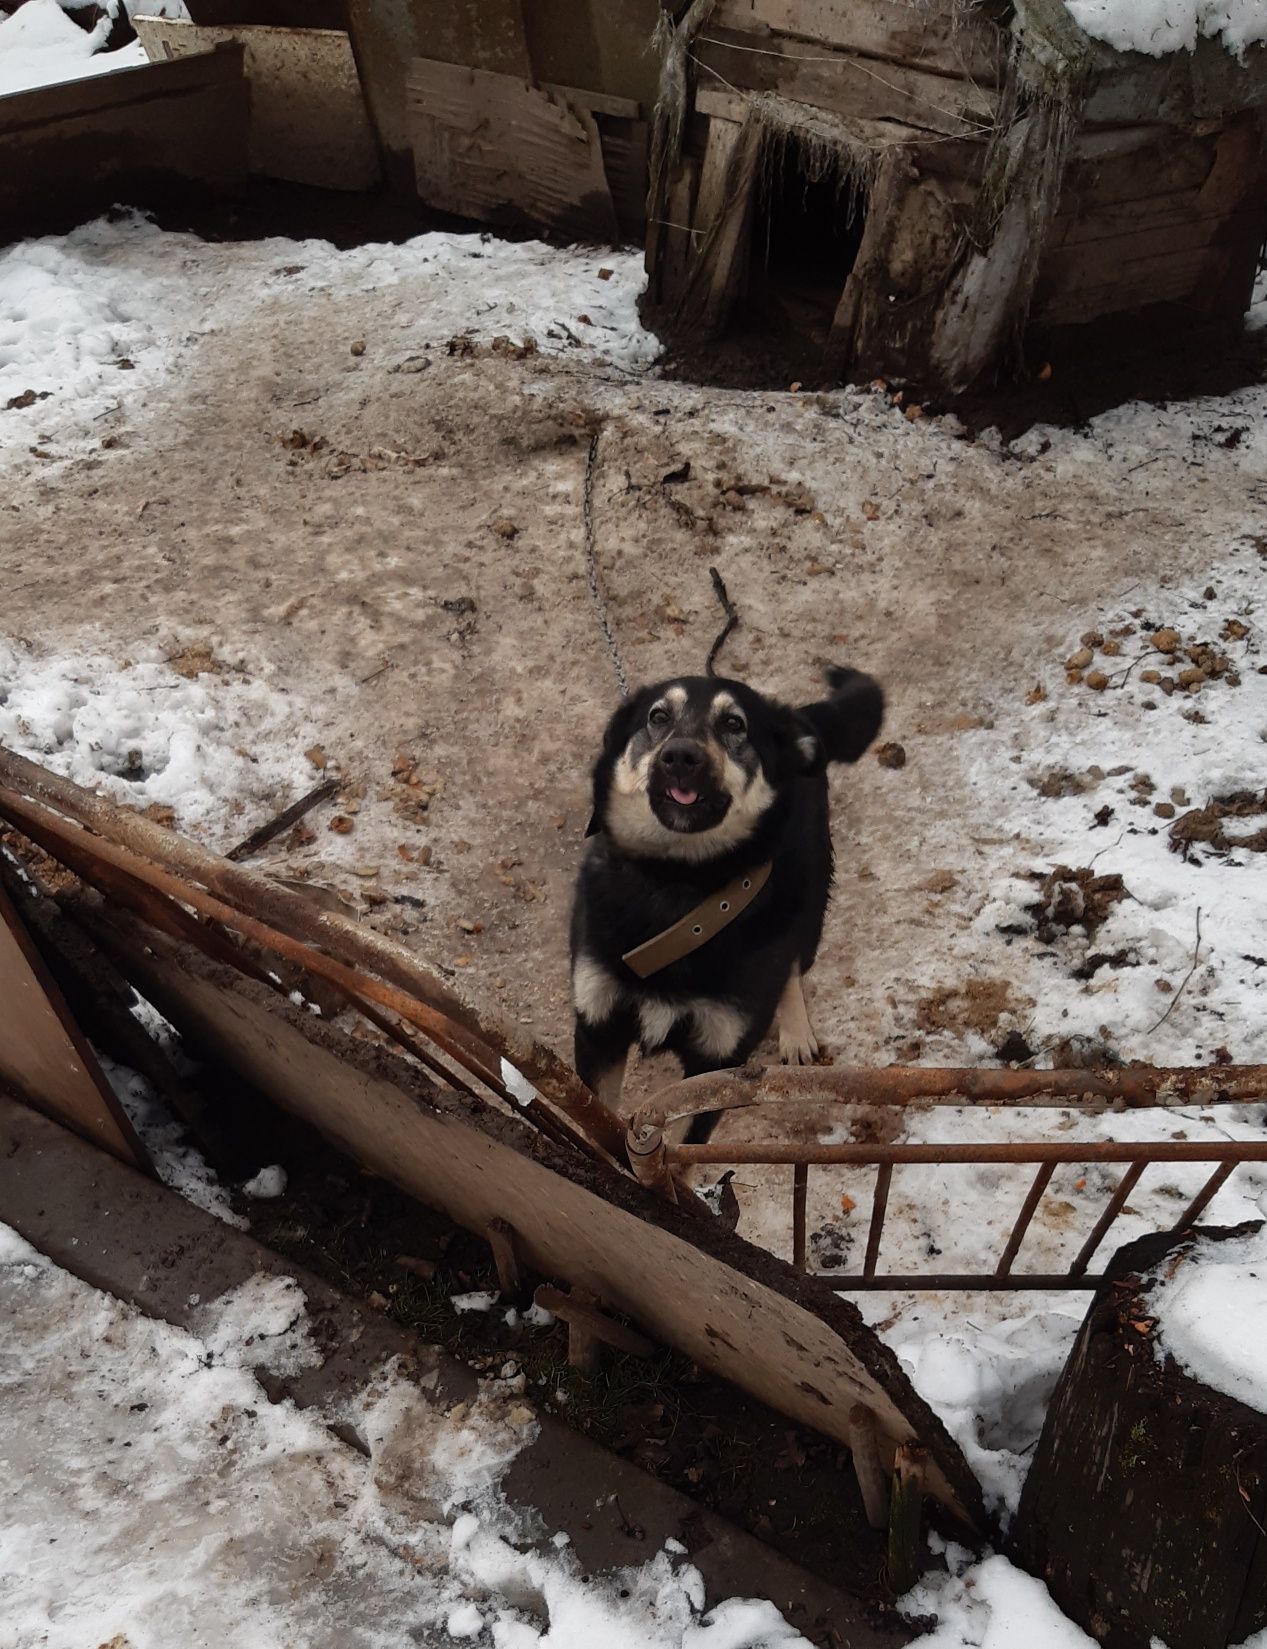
[659, 740, 705, 778]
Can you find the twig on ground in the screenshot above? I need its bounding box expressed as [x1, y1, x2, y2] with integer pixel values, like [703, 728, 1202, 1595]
[1149, 907, 1204, 1032]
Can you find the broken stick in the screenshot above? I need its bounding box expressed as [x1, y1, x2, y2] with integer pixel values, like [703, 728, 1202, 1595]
[226, 778, 338, 861]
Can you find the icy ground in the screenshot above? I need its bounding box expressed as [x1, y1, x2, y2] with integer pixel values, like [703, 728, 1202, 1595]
[2, 213, 1266, 1641]
[0, 1224, 826, 1648]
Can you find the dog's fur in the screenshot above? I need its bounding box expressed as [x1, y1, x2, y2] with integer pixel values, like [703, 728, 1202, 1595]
[571, 667, 883, 1136]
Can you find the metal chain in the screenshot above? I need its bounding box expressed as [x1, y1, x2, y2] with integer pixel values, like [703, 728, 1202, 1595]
[583, 426, 630, 700]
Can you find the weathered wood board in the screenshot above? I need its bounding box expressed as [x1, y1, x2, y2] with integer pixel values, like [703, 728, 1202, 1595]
[115, 925, 986, 1530]
[710, 0, 1003, 84]
[134, 18, 379, 190]
[345, 0, 530, 179]
[693, 25, 998, 139]
[0, 46, 247, 240]
[1034, 118, 1267, 326]
[406, 58, 619, 240]
[0, 885, 147, 1171]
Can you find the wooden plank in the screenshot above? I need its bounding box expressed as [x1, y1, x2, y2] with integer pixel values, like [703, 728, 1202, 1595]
[0, 883, 147, 1172]
[406, 57, 618, 239]
[693, 25, 998, 139]
[0, 46, 247, 244]
[1034, 248, 1218, 326]
[595, 112, 649, 240]
[345, 0, 530, 180]
[691, 113, 743, 245]
[539, 81, 640, 121]
[698, 121, 760, 328]
[134, 18, 379, 189]
[710, 0, 1004, 84]
[114, 925, 986, 1530]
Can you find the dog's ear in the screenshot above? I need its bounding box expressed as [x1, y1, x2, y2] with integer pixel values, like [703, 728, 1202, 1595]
[586, 694, 645, 836]
[798, 667, 884, 765]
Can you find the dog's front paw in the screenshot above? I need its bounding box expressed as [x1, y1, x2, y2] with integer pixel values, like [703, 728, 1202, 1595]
[779, 1025, 820, 1065]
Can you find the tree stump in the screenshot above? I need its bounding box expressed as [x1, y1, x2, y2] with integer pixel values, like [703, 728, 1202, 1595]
[1012, 1221, 1267, 1649]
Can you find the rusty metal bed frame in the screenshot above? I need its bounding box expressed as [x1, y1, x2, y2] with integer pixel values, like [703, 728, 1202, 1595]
[624, 1066, 1267, 1291]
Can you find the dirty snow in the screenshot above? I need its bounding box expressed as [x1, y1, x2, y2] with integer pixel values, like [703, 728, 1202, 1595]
[1147, 1222, 1267, 1410]
[0, 0, 145, 99]
[0, 1224, 819, 1649]
[905, 1543, 1098, 1648]
[0, 214, 654, 479]
[1063, 0, 1267, 57]
[0, 634, 321, 843]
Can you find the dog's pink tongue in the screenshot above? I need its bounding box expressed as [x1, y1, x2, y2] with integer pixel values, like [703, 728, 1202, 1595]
[669, 786, 699, 806]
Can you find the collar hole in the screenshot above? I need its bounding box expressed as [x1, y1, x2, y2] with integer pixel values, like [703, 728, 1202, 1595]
[719, 900, 730, 912]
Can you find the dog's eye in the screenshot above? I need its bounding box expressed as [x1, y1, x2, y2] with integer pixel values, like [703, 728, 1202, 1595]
[720, 713, 746, 736]
[648, 705, 671, 729]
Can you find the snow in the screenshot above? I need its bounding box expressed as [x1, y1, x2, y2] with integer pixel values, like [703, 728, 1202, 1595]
[0, 214, 657, 479]
[1147, 1222, 1267, 1409]
[905, 1546, 1098, 1648]
[241, 1163, 287, 1197]
[0, 633, 319, 842]
[99, 1051, 247, 1229]
[1062, 0, 1267, 58]
[0, 0, 146, 100]
[0, 1224, 819, 1649]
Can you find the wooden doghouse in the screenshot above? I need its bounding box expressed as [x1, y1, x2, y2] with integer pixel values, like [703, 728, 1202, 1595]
[646, 0, 1267, 391]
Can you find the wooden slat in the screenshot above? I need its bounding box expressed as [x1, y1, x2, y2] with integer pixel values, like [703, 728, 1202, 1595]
[0, 884, 147, 1172]
[113, 924, 986, 1529]
[406, 57, 618, 239]
[692, 25, 998, 139]
[133, 18, 379, 190]
[711, 0, 1003, 84]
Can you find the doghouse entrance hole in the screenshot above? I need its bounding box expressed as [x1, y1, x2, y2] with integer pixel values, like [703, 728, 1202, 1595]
[749, 132, 868, 349]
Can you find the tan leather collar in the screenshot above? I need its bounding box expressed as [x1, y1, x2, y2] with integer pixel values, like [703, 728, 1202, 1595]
[621, 861, 772, 980]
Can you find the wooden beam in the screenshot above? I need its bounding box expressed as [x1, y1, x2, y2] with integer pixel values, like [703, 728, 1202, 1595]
[0, 882, 148, 1172]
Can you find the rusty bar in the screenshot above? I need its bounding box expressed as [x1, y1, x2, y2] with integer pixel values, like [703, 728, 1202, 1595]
[864, 1163, 893, 1278]
[0, 752, 612, 1142]
[792, 1162, 808, 1270]
[995, 1162, 1056, 1277]
[626, 1115, 679, 1205]
[1070, 1160, 1148, 1276]
[1173, 1160, 1238, 1231]
[814, 1273, 1104, 1291]
[666, 1141, 1267, 1166]
[0, 785, 629, 1163]
[650, 1061, 1267, 1122]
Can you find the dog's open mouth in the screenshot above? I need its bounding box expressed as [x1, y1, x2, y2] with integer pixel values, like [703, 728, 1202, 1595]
[651, 782, 731, 833]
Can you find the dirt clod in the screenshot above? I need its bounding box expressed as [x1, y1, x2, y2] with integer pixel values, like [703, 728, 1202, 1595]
[875, 742, 906, 769]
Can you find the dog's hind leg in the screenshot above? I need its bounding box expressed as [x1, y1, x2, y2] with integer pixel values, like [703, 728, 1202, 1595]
[777, 965, 819, 1065]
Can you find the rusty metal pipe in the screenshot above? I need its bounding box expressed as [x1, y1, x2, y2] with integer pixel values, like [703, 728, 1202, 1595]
[0, 752, 609, 1145]
[650, 1062, 1267, 1121]
[667, 1141, 1267, 1165]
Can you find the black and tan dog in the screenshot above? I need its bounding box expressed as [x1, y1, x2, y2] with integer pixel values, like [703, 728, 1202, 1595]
[571, 667, 883, 1136]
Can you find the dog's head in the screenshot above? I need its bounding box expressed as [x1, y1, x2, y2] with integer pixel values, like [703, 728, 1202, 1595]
[587, 675, 825, 863]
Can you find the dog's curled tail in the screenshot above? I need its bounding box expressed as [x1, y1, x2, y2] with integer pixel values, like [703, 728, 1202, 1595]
[798, 666, 885, 765]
